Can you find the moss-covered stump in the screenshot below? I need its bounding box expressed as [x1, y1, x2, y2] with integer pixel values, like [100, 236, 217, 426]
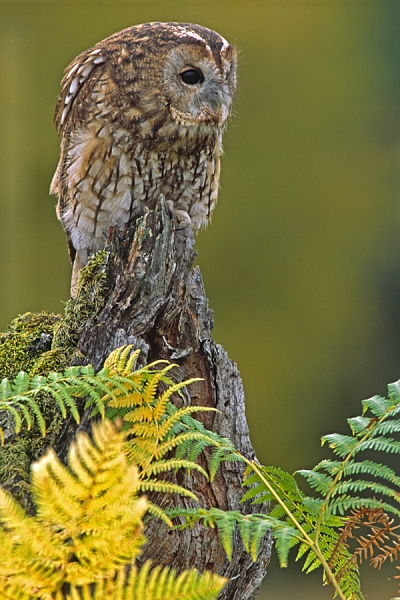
[0, 312, 63, 509]
[0, 249, 109, 509]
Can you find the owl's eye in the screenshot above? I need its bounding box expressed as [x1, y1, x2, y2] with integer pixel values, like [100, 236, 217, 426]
[179, 68, 204, 85]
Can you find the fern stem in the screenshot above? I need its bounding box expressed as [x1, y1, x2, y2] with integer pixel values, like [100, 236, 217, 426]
[241, 457, 347, 600]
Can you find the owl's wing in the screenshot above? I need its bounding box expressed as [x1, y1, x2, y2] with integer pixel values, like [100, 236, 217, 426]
[52, 47, 106, 266]
[51, 46, 106, 195]
[53, 47, 105, 135]
[51, 156, 76, 264]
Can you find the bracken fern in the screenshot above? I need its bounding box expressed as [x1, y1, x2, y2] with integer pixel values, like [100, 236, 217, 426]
[0, 419, 226, 600]
[0, 345, 236, 525]
[170, 380, 400, 599]
[4, 344, 400, 598]
[0, 364, 114, 442]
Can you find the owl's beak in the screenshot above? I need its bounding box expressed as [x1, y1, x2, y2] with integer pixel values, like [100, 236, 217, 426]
[205, 88, 230, 123]
[212, 89, 223, 111]
[196, 87, 229, 125]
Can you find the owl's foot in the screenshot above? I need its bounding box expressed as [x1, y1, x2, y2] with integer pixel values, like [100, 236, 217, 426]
[165, 200, 192, 230]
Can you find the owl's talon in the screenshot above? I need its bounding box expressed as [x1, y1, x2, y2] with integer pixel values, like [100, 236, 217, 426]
[175, 216, 192, 231]
[164, 200, 191, 229]
[172, 209, 192, 230]
[165, 199, 175, 219]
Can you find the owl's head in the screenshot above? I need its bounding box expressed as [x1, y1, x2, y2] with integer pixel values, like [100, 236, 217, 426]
[156, 23, 237, 126]
[56, 22, 236, 143]
[107, 22, 237, 129]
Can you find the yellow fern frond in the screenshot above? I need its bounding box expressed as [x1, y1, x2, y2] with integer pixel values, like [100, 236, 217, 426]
[66, 562, 226, 600]
[104, 345, 171, 382]
[0, 582, 35, 600]
[0, 415, 227, 599]
[140, 364, 176, 406]
[123, 404, 157, 423]
[104, 346, 141, 377]
[145, 501, 174, 527]
[151, 378, 202, 419]
[0, 420, 149, 595]
[107, 389, 145, 408]
[125, 438, 159, 466]
[155, 405, 216, 440]
[90, 347, 226, 527]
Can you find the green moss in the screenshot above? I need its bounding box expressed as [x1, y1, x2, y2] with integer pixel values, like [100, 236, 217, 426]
[0, 396, 64, 512]
[0, 312, 65, 506]
[0, 312, 61, 380]
[52, 249, 109, 357]
[30, 348, 69, 377]
[0, 436, 32, 509]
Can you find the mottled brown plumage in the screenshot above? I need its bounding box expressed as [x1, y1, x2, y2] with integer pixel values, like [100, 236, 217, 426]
[50, 22, 237, 295]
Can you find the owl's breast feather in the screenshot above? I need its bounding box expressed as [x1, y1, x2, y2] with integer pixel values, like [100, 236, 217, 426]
[60, 116, 221, 252]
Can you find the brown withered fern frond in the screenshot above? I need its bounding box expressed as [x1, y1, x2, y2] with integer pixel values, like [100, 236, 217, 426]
[334, 506, 400, 585]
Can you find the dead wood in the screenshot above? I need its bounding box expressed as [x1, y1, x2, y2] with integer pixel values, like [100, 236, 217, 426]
[55, 197, 272, 599]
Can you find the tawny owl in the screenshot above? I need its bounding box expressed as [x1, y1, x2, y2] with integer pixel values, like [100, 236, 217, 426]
[50, 22, 237, 295]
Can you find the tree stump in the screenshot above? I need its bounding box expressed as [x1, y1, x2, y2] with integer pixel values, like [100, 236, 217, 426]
[55, 197, 272, 600]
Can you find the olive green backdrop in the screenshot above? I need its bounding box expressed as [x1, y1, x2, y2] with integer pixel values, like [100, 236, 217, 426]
[1, 1, 400, 598]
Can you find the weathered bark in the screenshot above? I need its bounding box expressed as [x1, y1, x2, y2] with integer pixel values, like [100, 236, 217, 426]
[55, 198, 272, 600]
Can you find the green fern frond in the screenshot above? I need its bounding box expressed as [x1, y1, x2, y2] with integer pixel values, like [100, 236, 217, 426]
[331, 479, 400, 504]
[142, 458, 208, 479]
[243, 466, 307, 513]
[340, 459, 399, 484]
[326, 496, 397, 517]
[150, 432, 218, 461]
[294, 470, 333, 495]
[357, 436, 400, 454]
[320, 434, 359, 458]
[0, 364, 125, 439]
[373, 420, 400, 435]
[172, 413, 237, 480]
[362, 394, 393, 418]
[167, 507, 273, 562]
[208, 447, 239, 482]
[272, 523, 300, 568]
[138, 479, 198, 501]
[235, 376, 400, 598]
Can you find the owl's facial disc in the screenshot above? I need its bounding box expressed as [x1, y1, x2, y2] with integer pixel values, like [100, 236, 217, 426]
[163, 43, 236, 126]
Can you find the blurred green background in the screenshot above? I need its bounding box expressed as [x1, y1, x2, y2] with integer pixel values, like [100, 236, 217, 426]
[1, 1, 400, 597]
